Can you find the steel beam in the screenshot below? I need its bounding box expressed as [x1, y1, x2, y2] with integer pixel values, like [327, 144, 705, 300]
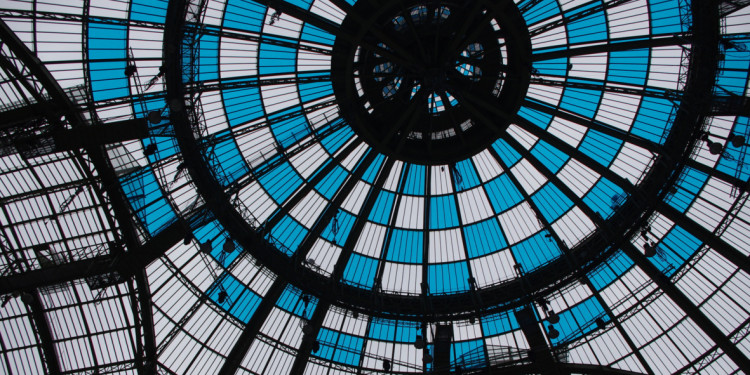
[218, 280, 286, 375]
[528, 77, 680, 102]
[709, 95, 750, 116]
[532, 35, 687, 62]
[287, 147, 375, 265]
[134, 273, 157, 375]
[719, 0, 750, 15]
[24, 291, 61, 375]
[0, 221, 186, 294]
[53, 118, 149, 150]
[499, 133, 656, 375]
[620, 242, 750, 371]
[289, 301, 330, 375]
[331, 158, 395, 281]
[0, 101, 60, 129]
[522, 99, 662, 155]
[528, 0, 635, 37]
[657, 202, 750, 274]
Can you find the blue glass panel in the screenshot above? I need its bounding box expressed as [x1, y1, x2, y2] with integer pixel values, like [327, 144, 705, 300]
[453, 159, 481, 191]
[484, 174, 524, 213]
[276, 285, 308, 316]
[717, 55, 750, 95]
[369, 191, 395, 224]
[717, 116, 750, 182]
[482, 311, 519, 336]
[511, 232, 561, 272]
[223, 87, 264, 127]
[560, 87, 602, 118]
[631, 97, 673, 144]
[286, 0, 313, 9]
[120, 167, 177, 235]
[298, 80, 334, 102]
[269, 106, 311, 148]
[316, 165, 348, 199]
[583, 178, 626, 218]
[130, 0, 168, 22]
[362, 154, 385, 183]
[210, 274, 261, 323]
[430, 195, 459, 229]
[320, 126, 353, 154]
[259, 44, 297, 74]
[650, 0, 684, 34]
[608, 48, 648, 86]
[321, 210, 356, 245]
[549, 297, 605, 345]
[531, 183, 573, 223]
[386, 229, 423, 263]
[205, 136, 249, 186]
[332, 332, 363, 366]
[565, 2, 607, 44]
[463, 219, 507, 258]
[428, 262, 470, 294]
[667, 166, 708, 212]
[368, 319, 396, 341]
[224, 0, 266, 32]
[521, 0, 560, 25]
[403, 164, 425, 195]
[301, 23, 336, 45]
[530, 141, 568, 173]
[579, 129, 622, 167]
[259, 161, 303, 203]
[452, 339, 485, 367]
[588, 250, 633, 290]
[88, 23, 128, 101]
[268, 215, 307, 254]
[519, 106, 554, 129]
[343, 254, 378, 288]
[533, 57, 568, 77]
[141, 137, 178, 162]
[196, 35, 220, 81]
[492, 139, 522, 167]
[650, 225, 702, 276]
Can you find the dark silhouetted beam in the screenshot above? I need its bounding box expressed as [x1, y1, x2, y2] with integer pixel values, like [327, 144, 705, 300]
[289, 301, 330, 375]
[134, 273, 157, 375]
[719, 0, 750, 15]
[289, 148, 376, 263]
[331, 158, 396, 281]
[621, 242, 750, 371]
[23, 291, 61, 375]
[685, 159, 748, 191]
[710, 95, 750, 116]
[219, 280, 287, 375]
[528, 77, 679, 102]
[0, 101, 60, 129]
[522, 99, 662, 155]
[53, 118, 149, 149]
[657, 202, 750, 274]
[490, 362, 646, 375]
[528, 0, 635, 37]
[0, 221, 187, 294]
[532, 34, 687, 62]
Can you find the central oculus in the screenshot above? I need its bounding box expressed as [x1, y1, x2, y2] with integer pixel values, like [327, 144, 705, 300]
[332, 0, 532, 164]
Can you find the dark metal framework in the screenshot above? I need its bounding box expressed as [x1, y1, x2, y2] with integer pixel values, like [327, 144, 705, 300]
[0, 0, 748, 374]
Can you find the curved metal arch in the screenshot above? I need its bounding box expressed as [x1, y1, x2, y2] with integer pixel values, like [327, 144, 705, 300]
[164, 0, 730, 323]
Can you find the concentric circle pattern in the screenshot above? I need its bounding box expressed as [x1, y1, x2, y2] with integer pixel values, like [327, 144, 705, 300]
[1, 0, 749, 374]
[331, 0, 531, 163]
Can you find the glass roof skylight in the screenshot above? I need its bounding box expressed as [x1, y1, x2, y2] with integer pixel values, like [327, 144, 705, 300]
[0, 0, 748, 374]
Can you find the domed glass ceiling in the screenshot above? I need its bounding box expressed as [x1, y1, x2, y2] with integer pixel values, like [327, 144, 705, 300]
[176, 0, 684, 297]
[0, 0, 748, 374]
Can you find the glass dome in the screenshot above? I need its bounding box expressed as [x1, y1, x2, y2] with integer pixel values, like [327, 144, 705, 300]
[0, 0, 748, 374]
